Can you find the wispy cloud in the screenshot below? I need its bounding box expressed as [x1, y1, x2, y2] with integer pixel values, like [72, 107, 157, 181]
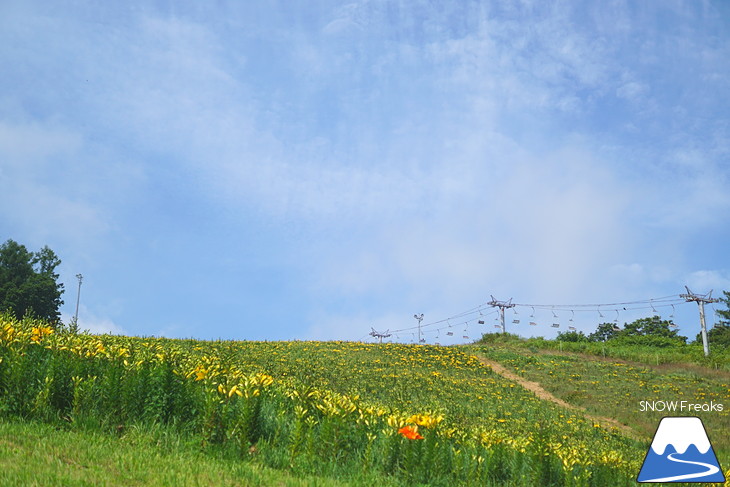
[2, 1, 728, 341]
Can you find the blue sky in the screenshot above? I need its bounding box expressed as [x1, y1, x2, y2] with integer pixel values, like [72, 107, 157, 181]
[1, 0, 729, 343]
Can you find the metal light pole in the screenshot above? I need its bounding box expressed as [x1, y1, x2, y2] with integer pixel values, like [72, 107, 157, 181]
[74, 274, 83, 325]
[414, 313, 424, 344]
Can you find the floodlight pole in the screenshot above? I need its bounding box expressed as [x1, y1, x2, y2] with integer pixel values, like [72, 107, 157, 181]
[74, 274, 83, 325]
[487, 295, 515, 334]
[414, 313, 424, 344]
[680, 286, 719, 357]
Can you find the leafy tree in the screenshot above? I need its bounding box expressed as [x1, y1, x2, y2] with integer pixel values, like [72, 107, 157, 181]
[716, 290, 730, 326]
[556, 330, 588, 342]
[588, 322, 620, 342]
[0, 239, 64, 324]
[695, 324, 730, 349]
[622, 315, 681, 338]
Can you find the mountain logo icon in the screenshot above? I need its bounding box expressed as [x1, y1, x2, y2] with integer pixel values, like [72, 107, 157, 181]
[637, 416, 725, 483]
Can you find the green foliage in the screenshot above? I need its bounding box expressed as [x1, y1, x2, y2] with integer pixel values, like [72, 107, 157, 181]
[716, 290, 730, 326]
[475, 332, 524, 345]
[620, 315, 684, 342]
[555, 330, 589, 342]
[610, 334, 686, 348]
[695, 323, 730, 349]
[589, 316, 685, 345]
[0, 240, 64, 325]
[587, 323, 619, 342]
[1, 315, 653, 486]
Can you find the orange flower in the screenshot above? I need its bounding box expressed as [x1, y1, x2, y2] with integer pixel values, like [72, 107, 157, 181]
[398, 425, 424, 440]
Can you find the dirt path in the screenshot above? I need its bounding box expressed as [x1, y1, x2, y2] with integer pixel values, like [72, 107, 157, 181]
[475, 354, 641, 439]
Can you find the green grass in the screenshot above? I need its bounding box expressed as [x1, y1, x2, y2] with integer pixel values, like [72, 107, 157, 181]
[500, 334, 730, 370]
[468, 342, 730, 476]
[0, 418, 401, 487]
[3, 316, 728, 486]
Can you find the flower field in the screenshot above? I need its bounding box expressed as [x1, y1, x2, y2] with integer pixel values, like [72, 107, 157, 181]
[1, 314, 727, 486]
[471, 343, 730, 481]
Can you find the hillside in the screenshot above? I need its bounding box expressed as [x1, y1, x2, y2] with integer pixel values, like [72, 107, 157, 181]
[1, 315, 728, 486]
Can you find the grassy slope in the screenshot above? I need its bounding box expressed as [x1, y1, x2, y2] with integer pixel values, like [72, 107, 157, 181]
[0, 419, 381, 487]
[4, 330, 727, 486]
[467, 342, 730, 474]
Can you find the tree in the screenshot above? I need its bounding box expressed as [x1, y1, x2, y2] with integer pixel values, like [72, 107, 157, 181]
[615, 315, 687, 346]
[716, 290, 730, 327]
[622, 315, 682, 339]
[695, 324, 730, 349]
[556, 330, 588, 342]
[0, 239, 64, 324]
[588, 322, 620, 342]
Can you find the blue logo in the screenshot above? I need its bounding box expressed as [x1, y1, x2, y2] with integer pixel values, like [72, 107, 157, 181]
[637, 417, 725, 483]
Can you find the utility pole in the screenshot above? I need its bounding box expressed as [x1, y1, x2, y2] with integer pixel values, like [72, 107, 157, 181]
[414, 313, 424, 344]
[487, 295, 515, 334]
[680, 286, 719, 357]
[74, 274, 83, 325]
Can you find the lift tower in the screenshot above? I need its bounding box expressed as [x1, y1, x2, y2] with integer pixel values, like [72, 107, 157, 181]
[680, 286, 719, 357]
[487, 296, 515, 334]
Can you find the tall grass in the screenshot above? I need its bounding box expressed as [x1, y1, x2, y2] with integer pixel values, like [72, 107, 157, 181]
[2, 314, 717, 486]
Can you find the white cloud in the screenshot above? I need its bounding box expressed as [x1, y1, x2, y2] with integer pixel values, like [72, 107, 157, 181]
[685, 270, 730, 295]
[616, 81, 648, 100]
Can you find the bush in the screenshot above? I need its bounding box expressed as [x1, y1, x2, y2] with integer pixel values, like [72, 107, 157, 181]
[555, 331, 588, 343]
[475, 332, 524, 345]
[610, 334, 687, 349]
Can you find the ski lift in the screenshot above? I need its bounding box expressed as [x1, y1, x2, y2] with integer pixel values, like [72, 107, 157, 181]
[551, 308, 560, 328]
[478, 320, 485, 324]
[463, 335, 470, 340]
[512, 318, 520, 324]
[568, 326, 576, 331]
[668, 323, 678, 329]
[419, 338, 426, 343]
[612, 325, 621, 332]
[435, 342, 441, 346]
[494, 324, 501, 329]
[446, 331, 454, 336]
[529, 321, 537, 326]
